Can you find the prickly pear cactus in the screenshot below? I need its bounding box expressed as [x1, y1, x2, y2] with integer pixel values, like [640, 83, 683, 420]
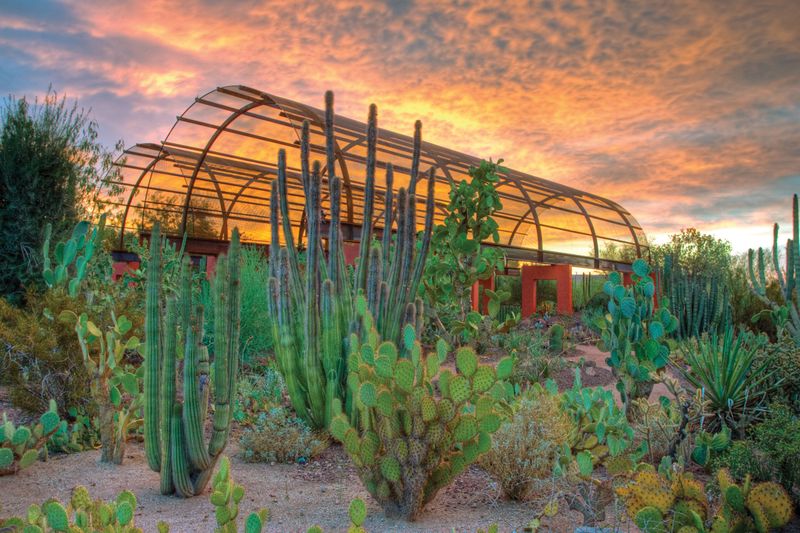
[329, 296, 513, 520]
[0, 400, 61, 475]
[0, 485, 144, 532]
[714, 468, 793, 532]
[210, 456, 269, 533]
[616, 468, 708, 533]
[597, 259, 677, 414]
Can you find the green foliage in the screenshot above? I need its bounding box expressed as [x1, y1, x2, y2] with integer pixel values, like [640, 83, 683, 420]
[498, 328, 567, 386]
[597, 260, 677, 413]
[0, 400, 61, 475]
[239, 406, 328, 464]
[691, 426, 731, 469]
[0, 292, 91, 415]
[548, 324, 564, 354]
[675, 327, 778, 436]
[747, 194, 800, 346]
[232, 370, 285, 427]
[479, 386, 572, 500]
[653, 228, 733, 278]
[663, 253, 731, 340]
[557, 370, 640, 477]
[756, 330, 800, 412]
[143, 223, 242, 496]
[329, 299, 512, 520]
[268, 94, 434, 430]
[47, 406, 102, 454]
[715, 468, 794, 532]
[210, 457, 268, 533]
[708, 440, 769, 483]
[749, 404, 800, 503]
[203, 246, 273, 365]
[0, 90, 120, 305]
[423, 159, 506, 343]
[0, 485, 143, 532]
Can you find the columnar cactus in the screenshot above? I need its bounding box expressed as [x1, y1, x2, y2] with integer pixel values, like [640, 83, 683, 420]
[748, 193, 800, 346]
[268, 92, 435, 430]
[597, 259, 677, 414]
[143, 223, 242, 497]
[0, 400, 61, 475]
[662, 254, 731, 340]
[328, 297, 512, 520]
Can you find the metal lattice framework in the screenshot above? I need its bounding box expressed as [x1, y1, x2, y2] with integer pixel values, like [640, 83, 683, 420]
[111, 85, 647, 269]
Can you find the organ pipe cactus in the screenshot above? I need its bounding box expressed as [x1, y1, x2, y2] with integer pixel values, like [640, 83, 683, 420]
[143, 222, 242, 497]
[0, 400, 61, 475]
[329, 296, 513, 520]
[268, 92, 435, 430]
[748, 193, 800, 346]
[662, 254, 731, 339]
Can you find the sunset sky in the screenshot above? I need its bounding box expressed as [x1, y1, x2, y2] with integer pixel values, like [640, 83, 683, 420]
[1, 0, 798, 253]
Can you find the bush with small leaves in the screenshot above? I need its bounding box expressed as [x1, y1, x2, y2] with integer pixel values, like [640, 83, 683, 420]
[479, 384, 572, 500]
[239, 406, 328, 464]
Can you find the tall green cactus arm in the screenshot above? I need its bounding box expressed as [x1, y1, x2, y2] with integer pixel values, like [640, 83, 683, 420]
[143, 224, 242, 497]
[747, 193, 800, 345]
[144, 223, 163, 472]
[355, 103, 378, 292]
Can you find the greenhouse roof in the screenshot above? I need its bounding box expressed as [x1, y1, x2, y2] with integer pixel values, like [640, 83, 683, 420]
[112, 85, 647, 269]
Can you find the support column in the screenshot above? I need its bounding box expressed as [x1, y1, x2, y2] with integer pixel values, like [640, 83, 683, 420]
[554, 264, 573, 315]
[521, 266, 538, 318]
[205, 255, 217, 278]
[471, 274, 495, 314]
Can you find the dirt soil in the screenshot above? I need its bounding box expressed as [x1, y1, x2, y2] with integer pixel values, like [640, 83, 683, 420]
[0, 440, 622, 532]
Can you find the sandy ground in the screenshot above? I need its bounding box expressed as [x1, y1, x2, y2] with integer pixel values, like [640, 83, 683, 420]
[0, 440, 614, 532]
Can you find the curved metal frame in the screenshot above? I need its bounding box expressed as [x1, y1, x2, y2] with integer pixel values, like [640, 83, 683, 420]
[111, 85, 648, 266]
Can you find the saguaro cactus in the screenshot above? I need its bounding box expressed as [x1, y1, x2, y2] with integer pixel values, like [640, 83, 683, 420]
[144, 223, 242, 497]
[748, 193, 800, 345]
[268, 92, 435, 430]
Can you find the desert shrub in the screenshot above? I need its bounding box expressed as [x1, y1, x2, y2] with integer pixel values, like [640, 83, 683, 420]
[756, 333, 800, 413]
[0, 291, 90, 414]
[708, 440, 768, 482]
[233, 368, 286, 426]
[479, 389, 572, 500]
[239, 406, 328, 464]
[499, 328, 567, 386]
[629, 399, 680, 464]
[750, 404, 800, 503]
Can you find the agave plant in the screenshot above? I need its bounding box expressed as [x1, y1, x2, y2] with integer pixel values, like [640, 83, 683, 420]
[674, 326, 779, 437]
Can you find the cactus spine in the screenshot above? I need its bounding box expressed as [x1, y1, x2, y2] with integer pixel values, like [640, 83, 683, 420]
[143, 222, 242, 497]
[748, 193, 800, 345]
[268, 92, 435, 430]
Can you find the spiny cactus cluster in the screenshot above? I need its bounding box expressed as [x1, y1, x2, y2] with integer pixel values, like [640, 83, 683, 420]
[143, 223, 242, 497]
[662, 255, 731, 340]
[597, 259, 677, 413]
[714, 468, 793, 533]
[748, 193, 800, 346]
[0, 485, 143, 532]
[210, 457, 268, 533]
[617, 468, 709, 533]
[0, 400, 61, 475]
[268, 91, 435, 431]
[329, 298, 513, 520]
[556, 369, 638, 478]
[691, 427, 730, 469]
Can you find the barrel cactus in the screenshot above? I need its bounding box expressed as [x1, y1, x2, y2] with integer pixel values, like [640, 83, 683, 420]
[143, 222, 242, 496]
[329, 296, 512, 520]
[0, 400, 61, 475]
